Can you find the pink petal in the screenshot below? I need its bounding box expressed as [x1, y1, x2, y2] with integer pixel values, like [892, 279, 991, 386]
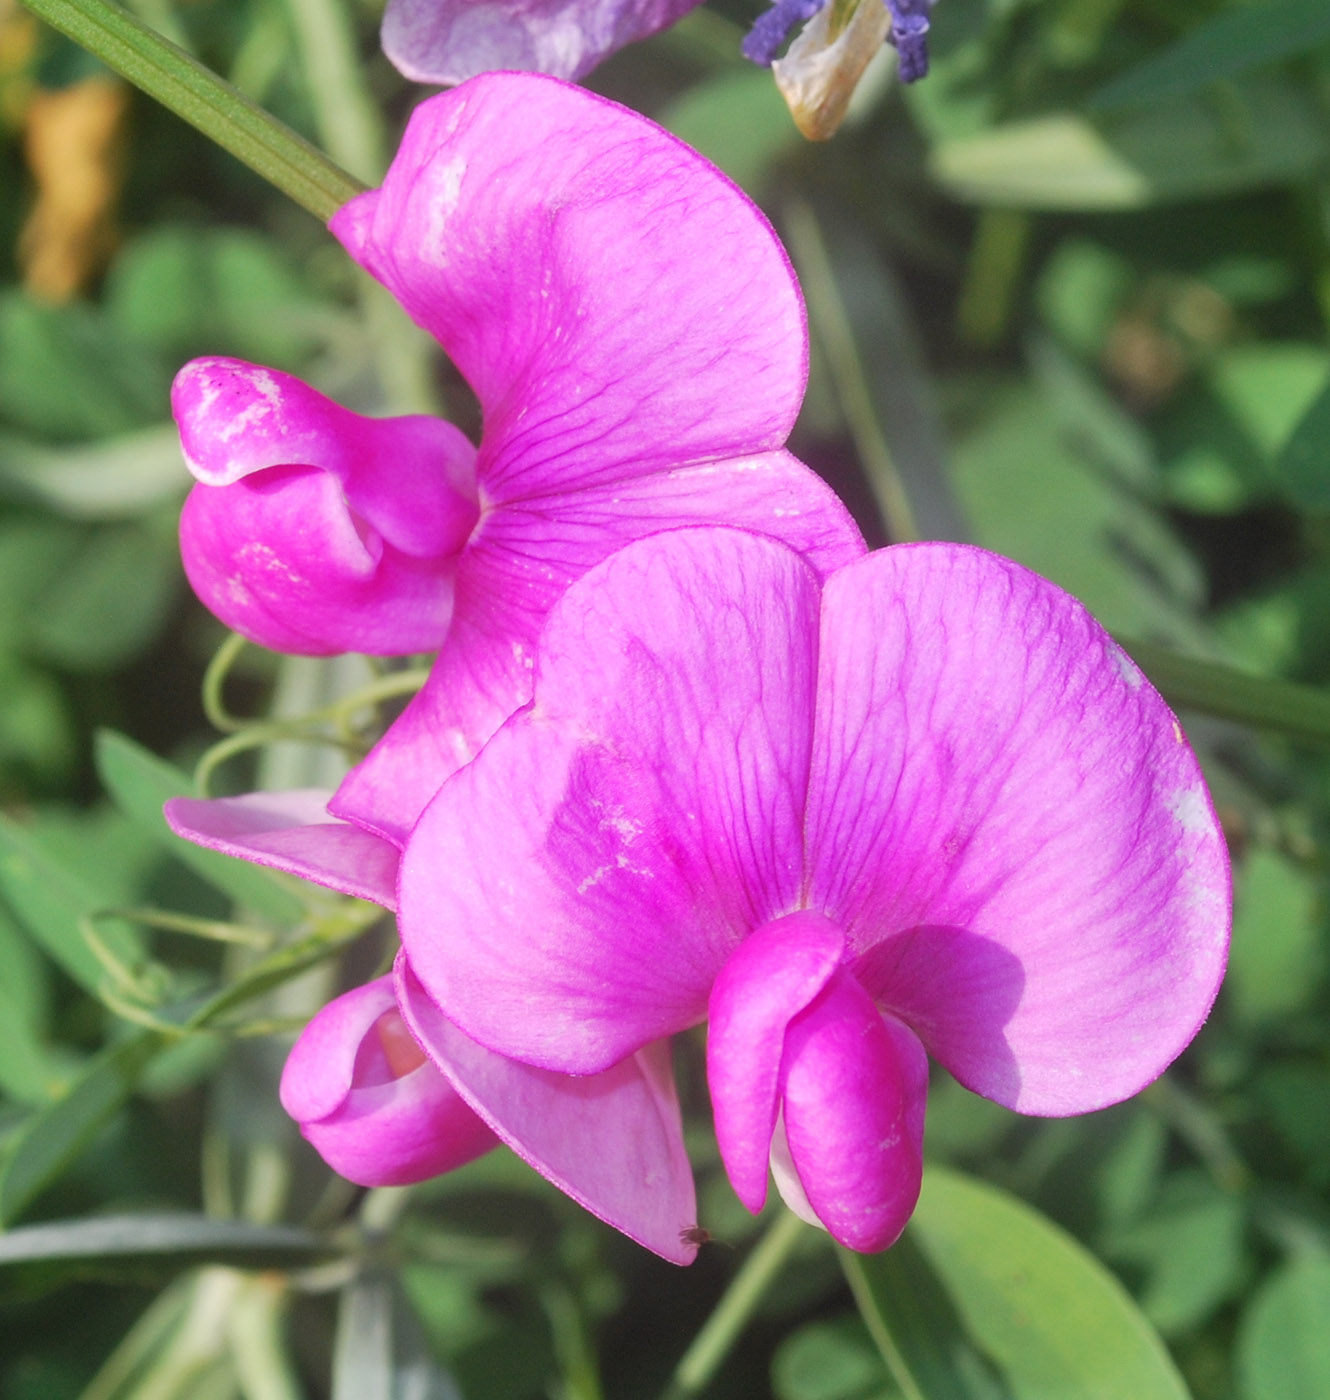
[280, 977, 497, 1187]
[328, 540, 547, 842]
[164, 791, 400, 907]
[332, 452, 863, 841]
[397, 529, 822, 1072]
[396, 957, 698, 1264]
[173, 358, 477, 655]
[806, 544, 1231, 1115]
[382, 0, 703, 83]
[706, 913, 845, 1213]
[330, 74, 807, 503]
[778, 983, 927, 1253]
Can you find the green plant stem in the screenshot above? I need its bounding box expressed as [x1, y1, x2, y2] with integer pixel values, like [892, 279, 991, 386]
[784, 198, 920, 546]
[20, 0, 364, 221]
[1119, 637, 1330, 747]
[661, 1210, 809, 1399]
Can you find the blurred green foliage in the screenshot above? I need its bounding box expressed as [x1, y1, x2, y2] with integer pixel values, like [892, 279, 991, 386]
[3, 0, 1330, 1397]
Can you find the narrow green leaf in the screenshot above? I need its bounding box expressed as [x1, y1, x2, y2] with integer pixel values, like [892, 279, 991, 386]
[0, 1032, 165, 1225]
[19, 0, 364, 221]
[334, 1271, 464, 1400]
[933, 81, 1324, 210]
[841, 1229, 1009, 1400]
[1273, 379, 1330, 508]
[1090, 0, 1330, 110]
[0, 814, 142, 995]
[0, 977, 72, 1105]
[95, 730, 306, 923]
[1237, 1253, 1330, 1400]
[0, 423, 184, 519]
[859, 1167, 1189, 1400]
[0, 1215, 336, 1288]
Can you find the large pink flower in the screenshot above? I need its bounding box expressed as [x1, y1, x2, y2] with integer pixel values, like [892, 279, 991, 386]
[382, 0, 702, 84]
[393, 527, 1231, 1252]
[174, 72, 863, 844]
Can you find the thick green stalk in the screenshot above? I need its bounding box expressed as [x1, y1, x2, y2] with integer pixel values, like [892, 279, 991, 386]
[1121, 638, 1330, 747]
[21, 0, 364, 221]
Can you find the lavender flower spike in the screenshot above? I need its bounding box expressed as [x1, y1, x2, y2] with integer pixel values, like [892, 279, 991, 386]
[382, 0, 702, 85]
[398, 528, 1231, 1253]
[172, 73, 862, 846]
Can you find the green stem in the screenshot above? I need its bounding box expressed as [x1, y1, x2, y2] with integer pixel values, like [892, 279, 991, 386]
[661, 1210, 809, 1400]
[1119, 637, 1330, 747]
[784, 198, 920, 546]
[20, 0, 364, 221]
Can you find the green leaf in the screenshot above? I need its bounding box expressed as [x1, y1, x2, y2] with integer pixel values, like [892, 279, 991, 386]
[95, 730, 306, 923]
[1209, 346, 1330, 462]
[27, 521, 180, 673]
[1237, 1253, 1330, 1400]
[0, 1032, 166, 1225]
[1105, 1171, 1247, 1335]
[1227, 848, 1323, 1025]
[334, 1271, 464, 1400]
[0, 814, 142, 996]
[1273, 379, 1330, 508]
[0, 976, 73, 1106]
[847, 1168, 1190, 1400]
[0, 655, 75, 786]
[0, 1212, 334, 1294]
[842, 1227, 1009, 1400]
[773, 1317, 900, 1400]
[106, 226, 333, 368]
[0, 293, 167, 440]
[946, 378, 1201, 643]
[1090, 0, 1330, 111]
[932, 80, 1325, 210]
[0, 423, 185, 520]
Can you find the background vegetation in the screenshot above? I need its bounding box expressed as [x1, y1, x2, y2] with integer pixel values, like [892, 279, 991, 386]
[2, 0, 1330, 1395]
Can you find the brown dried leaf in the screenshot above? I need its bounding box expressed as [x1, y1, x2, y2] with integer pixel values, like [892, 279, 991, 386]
[19, 76, 130, 302]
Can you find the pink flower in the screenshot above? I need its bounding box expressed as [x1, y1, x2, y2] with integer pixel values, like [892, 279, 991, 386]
[280, 976, 498, 1187]
[165, 794, 702, 1262]
[165, 787, 703, 1260]
[173, 72, 861, 845]
[392, 527, 1231, 1252]
[382, 0, 702, 85]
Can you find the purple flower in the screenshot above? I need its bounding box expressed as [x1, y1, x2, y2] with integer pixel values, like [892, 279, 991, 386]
[381, 0, 703, 85]
[391, 527, 1231, 1252]
[173, 72, 862, 846]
